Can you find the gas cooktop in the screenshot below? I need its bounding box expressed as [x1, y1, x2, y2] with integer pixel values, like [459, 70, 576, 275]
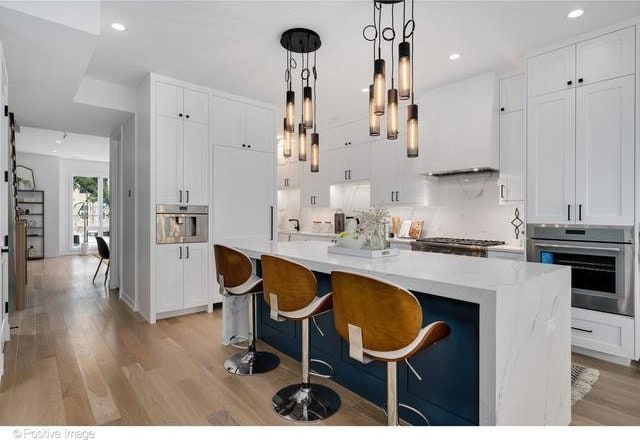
[411, 237, 505, 257]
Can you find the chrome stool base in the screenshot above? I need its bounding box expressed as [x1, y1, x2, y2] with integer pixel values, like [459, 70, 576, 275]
[224, 350, 280, 376]
[272, 383, 341, 422]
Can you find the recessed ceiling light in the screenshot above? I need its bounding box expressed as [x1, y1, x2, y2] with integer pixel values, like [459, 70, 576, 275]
[473, 168, 479, 172]
[567, 9, 584, 19]
[449, 53, 461, 60]
[111, 22, 126, 31]
[361, 88, 369, 93]
[51, 150, 58, 153]
[55, 140, 61, 144]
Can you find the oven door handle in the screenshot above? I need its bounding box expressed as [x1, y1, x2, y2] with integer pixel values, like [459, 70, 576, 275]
[533, 243, 622, 253]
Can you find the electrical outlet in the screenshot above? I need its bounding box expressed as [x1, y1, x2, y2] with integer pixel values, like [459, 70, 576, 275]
[546, 317, 557, 335]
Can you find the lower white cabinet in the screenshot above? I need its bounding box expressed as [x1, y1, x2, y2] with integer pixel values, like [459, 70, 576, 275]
[371, 136, 426, 205]
[571, 307, 635, 359]
[487, 249, 524, 261]
[156, 243, 209, 314]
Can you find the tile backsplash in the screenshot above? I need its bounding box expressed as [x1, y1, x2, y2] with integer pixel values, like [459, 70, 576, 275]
[278, 172, 524, 245]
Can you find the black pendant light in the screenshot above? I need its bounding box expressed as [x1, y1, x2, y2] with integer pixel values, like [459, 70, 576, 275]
[281, 28, 321, 165]
[310, 49, 320, 172]
[283, 118, 292, 157]
[364, 0, 418, 157]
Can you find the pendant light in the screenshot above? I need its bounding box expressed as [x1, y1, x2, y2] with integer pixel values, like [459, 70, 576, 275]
[281, 28, 321, 163]
[310, 48, 320, 172]
[283, 118, 292, 158]
[363, 0, 418, 156]
[369, 84, 380, 136]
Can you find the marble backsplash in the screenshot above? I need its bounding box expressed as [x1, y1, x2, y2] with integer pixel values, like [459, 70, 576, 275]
[278, 172, 524, 245]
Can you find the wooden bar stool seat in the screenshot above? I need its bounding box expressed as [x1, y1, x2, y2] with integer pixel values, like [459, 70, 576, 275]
[214, 244, 280, 375]
[331, 271, 450, 426]
[261, 254, 341, 422]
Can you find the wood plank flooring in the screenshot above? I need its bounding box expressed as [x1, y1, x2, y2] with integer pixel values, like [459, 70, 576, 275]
[0, 255, 638, 426]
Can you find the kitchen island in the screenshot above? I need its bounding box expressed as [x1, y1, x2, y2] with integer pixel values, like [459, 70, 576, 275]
[220, 238, 571, 426]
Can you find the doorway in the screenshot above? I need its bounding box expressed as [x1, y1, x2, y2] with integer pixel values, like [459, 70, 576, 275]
[72, 175, 110, 251]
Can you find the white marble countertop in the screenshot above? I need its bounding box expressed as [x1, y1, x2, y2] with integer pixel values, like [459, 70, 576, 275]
[222, 238, 565, 300]
[487, 244, 525, 254]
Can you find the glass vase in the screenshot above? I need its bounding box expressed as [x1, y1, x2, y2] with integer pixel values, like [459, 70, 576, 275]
[369, 222, 387, 250]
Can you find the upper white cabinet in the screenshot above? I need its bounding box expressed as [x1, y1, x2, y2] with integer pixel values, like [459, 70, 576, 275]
[329, 143, 371, 184]
[576, 27, 635, 86]
[527, 26, 636, 226]
[327, 119, 369, 150]
[371, 136, 426, 205]
[182, 121, 209, 205]
[527, 45, 575, 97]
[278, 161, 300, 189]
[301, 164, 330, 207]
[156, 82, 209, 124]
[575, 75, 635, 225]
[498, 74, 525, 204]
[213, 96, 274, 153]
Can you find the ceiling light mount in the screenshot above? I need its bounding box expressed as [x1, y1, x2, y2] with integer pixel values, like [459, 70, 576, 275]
[280, 28, 321, 53]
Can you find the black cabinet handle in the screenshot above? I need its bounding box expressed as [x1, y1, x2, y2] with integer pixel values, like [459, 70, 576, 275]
[186, 190, 190, 203]
[179, 246, 183, 259]
[391, 191, 395, 202]
[248, 145, 251, 148]
[348, 170, 352, 180]
[578, 204, 582, 221]
[500, 184, 504, 199]
[578, 78, 584, 83]
[186, 246, 190, 259]
[179, 190, 183, 203]
[270, 206, 274, 241]
[567, 80, 572, 86]
[179, 113, 183, 117]
[1, 248, 8, 254]
[571, 326, 592, 333]
[395, 191, 399, 202]
[344, 170, 347, 180]
[186, 114, 190, 118]
[500, 107, 505, 112]
[567, 205, 571, 221]
[242, 144, 246, 147]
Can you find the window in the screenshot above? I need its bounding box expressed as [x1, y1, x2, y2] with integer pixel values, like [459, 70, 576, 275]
[72, 176, 110, 248]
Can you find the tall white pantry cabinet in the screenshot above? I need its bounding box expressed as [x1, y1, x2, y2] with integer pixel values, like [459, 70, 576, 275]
[135, 74, 276, 323]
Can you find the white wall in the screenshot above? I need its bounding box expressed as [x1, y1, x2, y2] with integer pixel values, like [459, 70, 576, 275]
[15, 152, 60, 257]
[58, 158, 109, 255]
[121, 115, 136, 307]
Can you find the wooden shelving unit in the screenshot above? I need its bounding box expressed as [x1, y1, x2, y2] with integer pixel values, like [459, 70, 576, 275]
[17, 189, 44, 260]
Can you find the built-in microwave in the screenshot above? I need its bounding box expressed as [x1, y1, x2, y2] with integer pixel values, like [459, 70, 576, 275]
[527, 225, 634, 317]
[156, 204, 208, 244]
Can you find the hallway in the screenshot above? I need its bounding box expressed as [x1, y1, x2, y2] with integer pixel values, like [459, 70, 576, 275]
[0, 256, 638, 425]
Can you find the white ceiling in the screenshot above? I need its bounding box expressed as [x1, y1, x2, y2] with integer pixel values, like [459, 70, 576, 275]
[16, 126, 109, 162]
[3, 1, 640, 135]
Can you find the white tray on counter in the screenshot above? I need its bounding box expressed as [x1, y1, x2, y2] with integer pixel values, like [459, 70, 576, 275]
[327, 245, 399, 259]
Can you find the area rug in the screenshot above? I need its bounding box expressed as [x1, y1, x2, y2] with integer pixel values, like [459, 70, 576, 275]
[571, 364, 600, 405]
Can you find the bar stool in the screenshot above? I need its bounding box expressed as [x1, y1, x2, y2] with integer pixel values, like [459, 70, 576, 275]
[331, 271, 450, 426]
[261, 254, 341, 422]
[214, 244, 280, 375]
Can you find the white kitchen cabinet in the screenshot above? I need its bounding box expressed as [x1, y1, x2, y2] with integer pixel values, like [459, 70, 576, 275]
[576, 27, 635, 86]
[156, 244, 184, 313]
[575, 75, 635, 225]
[498, 108, 525, 204]
[156, 115, 208, 205]
[157, 82, 208, 124]
[527, 45, 575, 97]
[499, 74, 525, 113]
[182, 243, 209, 308]
[487, 249, 524, 261]
[214, 145, 275, 240]
[329, 143, 371, 184]
[156, 115, 184, 204]
[156, 243, 208, 313]
[571, 307, 635, 359]
[278, 162, 300, 189]
[301, 163, 330, 207]
[527, 89, 575, 224]
[371, 137, 426, 205]
[213, 96, 274, 153]
[182, 121, 209, 205]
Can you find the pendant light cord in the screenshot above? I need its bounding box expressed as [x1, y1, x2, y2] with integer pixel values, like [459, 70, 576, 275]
[377, 1, 382, 59]
[313, 48, 317, 133]
[391, 2, 395, 88]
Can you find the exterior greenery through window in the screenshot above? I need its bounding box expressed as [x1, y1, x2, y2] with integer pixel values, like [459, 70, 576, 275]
[73, 176, 110, 246]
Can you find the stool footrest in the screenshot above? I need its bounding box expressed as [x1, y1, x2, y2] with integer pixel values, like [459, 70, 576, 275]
[382, 402, 431, 426]
[309, 358, 335, 379]
[272, 383, 341, 422]
[228, 334, 251, 350]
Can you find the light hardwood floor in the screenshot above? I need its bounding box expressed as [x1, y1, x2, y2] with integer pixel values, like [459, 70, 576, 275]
[0, 255, 638, 426]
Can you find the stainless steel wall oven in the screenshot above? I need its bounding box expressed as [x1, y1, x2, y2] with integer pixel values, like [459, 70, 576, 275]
[527, 225, 633, 316]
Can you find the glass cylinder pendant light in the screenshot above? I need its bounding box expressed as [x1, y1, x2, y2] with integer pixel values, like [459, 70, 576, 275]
[387, 88, 398, 139]
[407, 104, 418, 157]
[398, 41, 411, 100]
[373, 58, 386, 115]
[303, 86, 313, 129]
[369, 84, 380, 136]
[283, 118, 292, 158]
[298, 123, 307, 161]
[310, 133, 319, 172]
[285, 90, 295, 132]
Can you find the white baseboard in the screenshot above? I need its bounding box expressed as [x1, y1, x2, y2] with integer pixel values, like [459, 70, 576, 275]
[572, 345, 632, 366]
[119, 290, 136, 311]
[156, 305, 208, 321]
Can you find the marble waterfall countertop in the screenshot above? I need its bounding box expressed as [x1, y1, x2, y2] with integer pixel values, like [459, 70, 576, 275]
[220, 238, 572, 426]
